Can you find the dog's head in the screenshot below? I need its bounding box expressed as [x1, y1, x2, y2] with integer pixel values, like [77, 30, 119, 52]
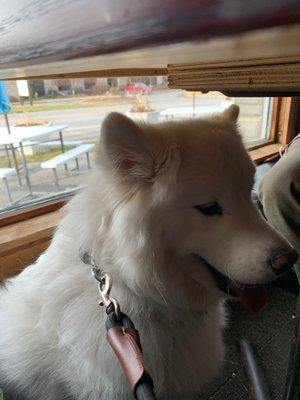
[96, 107, 298, 311]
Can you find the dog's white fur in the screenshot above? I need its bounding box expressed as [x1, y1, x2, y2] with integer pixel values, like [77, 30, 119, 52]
[0, 107, 293, 400]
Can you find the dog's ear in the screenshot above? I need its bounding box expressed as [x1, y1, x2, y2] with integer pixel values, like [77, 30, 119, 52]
[223, 104, 239, 123]
[100, 112, 157, 180]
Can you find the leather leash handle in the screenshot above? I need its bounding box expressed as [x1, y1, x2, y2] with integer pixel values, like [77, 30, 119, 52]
[107, 326, 148, 391]
[106, 312, 156, 400]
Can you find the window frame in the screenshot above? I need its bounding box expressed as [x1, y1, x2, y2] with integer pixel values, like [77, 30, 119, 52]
[248, 97, 300, 149]
[0, 196, 70, 228]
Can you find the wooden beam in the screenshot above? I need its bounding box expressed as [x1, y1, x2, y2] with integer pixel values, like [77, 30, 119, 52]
[168, 56, 300, 93]
[277, 97, 300, 144]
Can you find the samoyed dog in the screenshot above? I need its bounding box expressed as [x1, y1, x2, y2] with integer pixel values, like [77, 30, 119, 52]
[0, 105, 297, 400]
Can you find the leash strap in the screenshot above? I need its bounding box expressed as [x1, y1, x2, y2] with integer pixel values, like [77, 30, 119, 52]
[106, 312, 156, 399]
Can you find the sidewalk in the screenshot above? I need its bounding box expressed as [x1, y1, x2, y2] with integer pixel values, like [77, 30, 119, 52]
[0, 152, 94, 211]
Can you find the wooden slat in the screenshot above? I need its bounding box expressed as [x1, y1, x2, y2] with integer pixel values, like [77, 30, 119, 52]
[168, 57, 300, 92]
[169, 55, 300, 70]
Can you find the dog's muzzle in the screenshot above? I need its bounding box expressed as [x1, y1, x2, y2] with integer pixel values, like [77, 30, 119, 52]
[193, 254, 268, 313]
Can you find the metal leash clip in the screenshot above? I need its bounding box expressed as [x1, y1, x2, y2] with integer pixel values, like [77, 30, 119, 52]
[92, 264, 121, 317]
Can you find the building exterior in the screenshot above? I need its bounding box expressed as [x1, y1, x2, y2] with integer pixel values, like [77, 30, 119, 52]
[6, 77, 166, 101]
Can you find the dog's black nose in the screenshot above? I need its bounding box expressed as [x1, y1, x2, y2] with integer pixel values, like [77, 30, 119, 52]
[270, 249, 298, 275]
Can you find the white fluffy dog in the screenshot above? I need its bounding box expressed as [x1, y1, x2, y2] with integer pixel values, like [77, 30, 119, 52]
[0, 106, 297, 400]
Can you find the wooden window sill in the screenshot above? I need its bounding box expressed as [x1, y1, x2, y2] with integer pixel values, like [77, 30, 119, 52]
[249, 142, 281, 163]
[0, 209, 62, 282]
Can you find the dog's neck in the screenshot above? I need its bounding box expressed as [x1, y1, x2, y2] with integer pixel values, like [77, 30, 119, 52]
[78, 241, 219, 318]
[59, 189, 220, 315]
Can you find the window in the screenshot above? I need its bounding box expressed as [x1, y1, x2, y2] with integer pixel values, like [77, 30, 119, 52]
[235, 97, 273, 146]
[0, 78, 276, 215]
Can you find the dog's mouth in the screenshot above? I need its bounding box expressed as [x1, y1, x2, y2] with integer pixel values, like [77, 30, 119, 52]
[193, 254, 267, 313]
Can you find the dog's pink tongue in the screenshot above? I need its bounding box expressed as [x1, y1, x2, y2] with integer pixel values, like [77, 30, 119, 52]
[229, 282, 267, 313]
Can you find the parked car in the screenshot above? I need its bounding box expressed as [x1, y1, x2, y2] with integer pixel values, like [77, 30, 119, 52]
[58, 89, 72, 96]
[124, 82, 151, 94]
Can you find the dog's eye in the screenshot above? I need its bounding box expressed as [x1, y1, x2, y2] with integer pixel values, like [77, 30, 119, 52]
[195, 202, 222, 216]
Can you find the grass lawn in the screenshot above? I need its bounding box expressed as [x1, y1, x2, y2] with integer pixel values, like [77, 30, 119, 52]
[12, 97, 130, 113]
[0, 139, 96, 168]
[0, 147, 73, 168]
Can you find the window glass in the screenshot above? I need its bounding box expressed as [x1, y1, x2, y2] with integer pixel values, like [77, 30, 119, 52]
[0, 78, 273, 214]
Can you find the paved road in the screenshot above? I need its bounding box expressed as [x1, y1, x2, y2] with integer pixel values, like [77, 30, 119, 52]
[0, 90, 223, 142]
